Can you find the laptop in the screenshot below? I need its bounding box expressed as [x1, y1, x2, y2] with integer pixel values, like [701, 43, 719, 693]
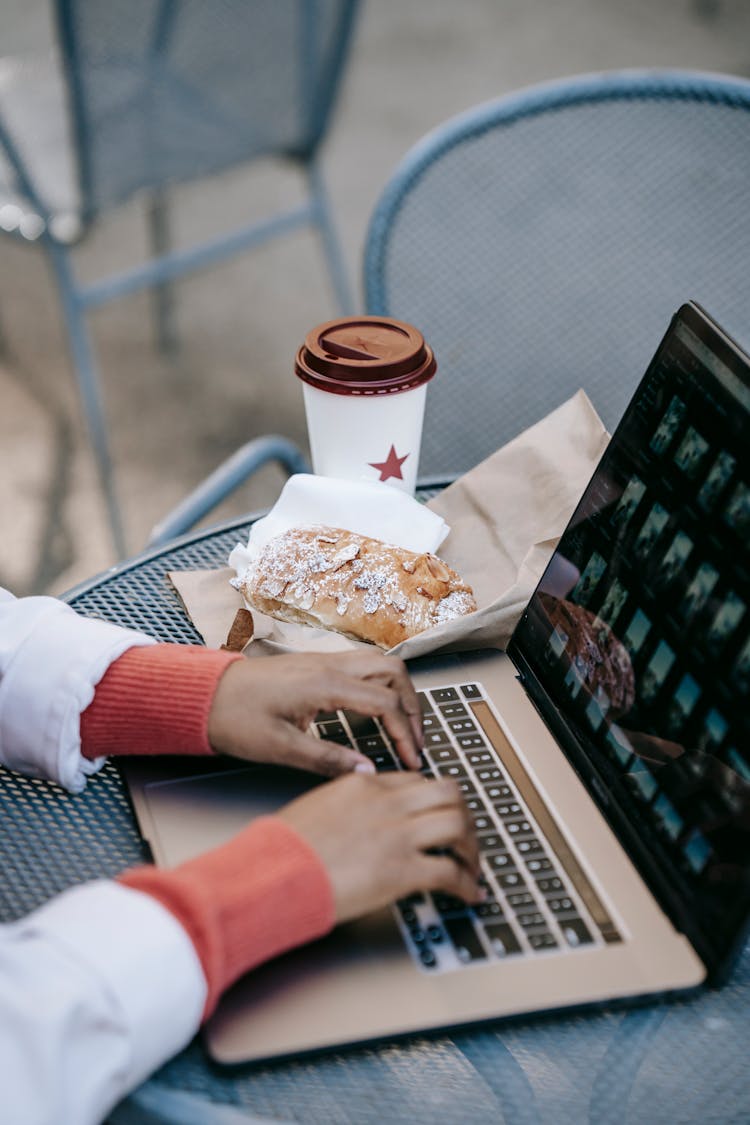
[125, 300, 750, 1065]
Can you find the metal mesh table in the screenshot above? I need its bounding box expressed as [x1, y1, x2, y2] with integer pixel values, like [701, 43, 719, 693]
[3, 512, 749, 1124]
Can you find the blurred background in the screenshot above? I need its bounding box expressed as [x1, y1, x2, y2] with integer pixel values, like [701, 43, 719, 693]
[2, 0, 749, 597]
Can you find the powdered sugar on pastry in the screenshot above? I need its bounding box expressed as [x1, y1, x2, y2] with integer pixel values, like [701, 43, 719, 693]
[232, 525, 477, 650]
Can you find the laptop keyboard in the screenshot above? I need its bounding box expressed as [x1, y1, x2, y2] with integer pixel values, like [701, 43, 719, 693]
[314, 682, 621, 972]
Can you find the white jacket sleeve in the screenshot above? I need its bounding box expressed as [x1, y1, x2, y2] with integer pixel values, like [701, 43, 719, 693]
[0, 589, 209, 1122]
[0, 586, 155, 792]
[0, 881, 207, 1125]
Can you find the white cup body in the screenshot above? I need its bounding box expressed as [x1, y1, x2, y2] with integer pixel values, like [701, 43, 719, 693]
[302, 382, 427, 495]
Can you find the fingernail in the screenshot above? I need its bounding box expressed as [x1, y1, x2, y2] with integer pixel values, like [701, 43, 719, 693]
[354, 759, 376, 774]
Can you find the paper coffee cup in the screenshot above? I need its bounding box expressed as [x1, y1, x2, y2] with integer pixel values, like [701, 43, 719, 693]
[294, 316, 436, 495]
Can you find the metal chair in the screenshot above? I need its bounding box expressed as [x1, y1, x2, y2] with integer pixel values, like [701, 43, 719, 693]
[147, 68, 750, 548]
[363, 69, 750, 478]
[0, 0, 359, 557]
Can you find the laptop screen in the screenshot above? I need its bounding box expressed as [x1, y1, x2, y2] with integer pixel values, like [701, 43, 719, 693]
[508, 303, 750, 976]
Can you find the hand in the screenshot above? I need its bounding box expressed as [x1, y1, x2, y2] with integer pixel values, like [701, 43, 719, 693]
[277, 771, 483, 923]
[207, 651, 423, 776]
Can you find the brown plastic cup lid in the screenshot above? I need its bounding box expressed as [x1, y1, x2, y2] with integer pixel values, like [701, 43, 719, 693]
[294, 316, 436, 396]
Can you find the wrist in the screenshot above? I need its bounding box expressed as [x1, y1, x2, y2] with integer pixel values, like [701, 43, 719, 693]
[81, 644, 242, 760]
[119, 816, 335, 1017]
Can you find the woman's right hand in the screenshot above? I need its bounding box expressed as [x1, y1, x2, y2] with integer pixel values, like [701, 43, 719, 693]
[277, 771, 483, 924]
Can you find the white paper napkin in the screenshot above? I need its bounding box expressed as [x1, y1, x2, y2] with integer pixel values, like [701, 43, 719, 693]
[228, 473, 450, 576]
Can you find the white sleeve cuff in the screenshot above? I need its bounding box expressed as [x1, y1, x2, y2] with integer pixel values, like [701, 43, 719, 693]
[0, 594, 154, 792]
[25, 880, 208, 1086]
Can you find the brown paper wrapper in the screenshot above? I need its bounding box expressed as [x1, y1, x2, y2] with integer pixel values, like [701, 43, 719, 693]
[169, 391, 608, 658]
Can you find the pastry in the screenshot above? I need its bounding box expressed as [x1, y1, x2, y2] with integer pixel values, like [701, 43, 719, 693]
[233, 525, 477, 649]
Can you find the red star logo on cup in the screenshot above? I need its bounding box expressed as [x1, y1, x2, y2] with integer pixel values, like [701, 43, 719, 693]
[368, 444, 409, 483]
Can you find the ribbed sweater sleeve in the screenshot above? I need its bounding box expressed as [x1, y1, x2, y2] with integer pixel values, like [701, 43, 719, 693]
[119, 817, 336, 1018]
[80, 644, 242, 759]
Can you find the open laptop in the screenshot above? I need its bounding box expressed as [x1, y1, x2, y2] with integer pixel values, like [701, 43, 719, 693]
[125, 301, 750, 1065]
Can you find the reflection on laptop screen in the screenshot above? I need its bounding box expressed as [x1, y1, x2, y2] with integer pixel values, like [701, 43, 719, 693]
[511, 304, 750, 972]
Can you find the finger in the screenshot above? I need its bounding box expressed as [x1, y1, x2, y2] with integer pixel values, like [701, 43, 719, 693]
[321, 676, 422, 771]
[409, 808, 480, 877]
[357, 654, 424, 755]
[389, 775, 465, 815]
[323, 653, 424, 757]
[413, 852, 485, 905]
[279, 726, 376, 778]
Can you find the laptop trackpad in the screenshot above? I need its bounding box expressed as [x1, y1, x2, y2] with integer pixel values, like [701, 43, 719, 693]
[138, 762, 325, 868]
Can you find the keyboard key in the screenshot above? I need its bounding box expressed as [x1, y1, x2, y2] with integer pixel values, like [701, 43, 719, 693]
[485, 784, 512, 801]
[505, 820, 535, 839]
[527, 931, 558, 951]
[317, 720, 350, 744]
[477, 832, 503, 852]
[458, 734, 486, 750]
[356, 734, 387, 755]
[370, 751, 398, 771]
[516, 839, 545, 856]
[515, 911, 546, 930]
[475, 900, 505, 919]
[487, 852, 515, 872]
[436, 763, 469, 781]
[506, 891, 535, 909]
[438, 702, 468, 719]
[561, 919, 594, 947]
[448, 718, 477, 735]
[422, 713, 442, 733]
[494, 801, 522, 819]
[455, 779, 478, 797]
[460, 683, 482, 700]
[418, 693, 434, 715]
[315, 710, 339, 723]
[496, 871, 526, 891]
[466, 750, 494, 766]
[536, 877, 564, 895]
[425, 732, 453, 751]
[427, 925, 444, 943]
[473, 814, 492, 832]
[420, 947, 437, 967]
[546, 896, 576, 915]
[398, 893, 425, 907]
[483, 922, 522, 956]
[431, 687, 460, 704]
[431, 746, 460, 764]
[526, 857, 553, 875]
[434, 893, 467, 915]
[476, 767, 504, 783]
[343, 712, 378, 738]
[465, 796, 487, 815]
[442, 916, 487, 962]
[399, 905, 418, 927]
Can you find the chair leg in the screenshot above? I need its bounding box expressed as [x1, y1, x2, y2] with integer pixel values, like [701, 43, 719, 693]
[146, 189, 179, 355]
[307, 159, 356, 315]
[45, 240, 127, 559]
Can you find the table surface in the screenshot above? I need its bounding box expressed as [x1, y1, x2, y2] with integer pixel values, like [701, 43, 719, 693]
[3, 511, 749, 1125]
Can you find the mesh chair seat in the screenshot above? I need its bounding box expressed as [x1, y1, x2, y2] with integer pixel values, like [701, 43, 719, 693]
[364, 70, 750, 480]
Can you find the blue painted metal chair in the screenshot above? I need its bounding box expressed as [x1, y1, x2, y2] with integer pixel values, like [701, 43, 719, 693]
[364, 69, 750, 479]
[0, 0, 359, 557]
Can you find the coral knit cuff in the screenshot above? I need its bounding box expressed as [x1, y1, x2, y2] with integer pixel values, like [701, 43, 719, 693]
[119, 817, 336, 1018]
[80, 643, 243, 760]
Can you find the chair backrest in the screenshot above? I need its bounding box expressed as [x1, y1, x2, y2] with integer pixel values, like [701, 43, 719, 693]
[364, 70, 750, 479]
[55, 0, 360, 221]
